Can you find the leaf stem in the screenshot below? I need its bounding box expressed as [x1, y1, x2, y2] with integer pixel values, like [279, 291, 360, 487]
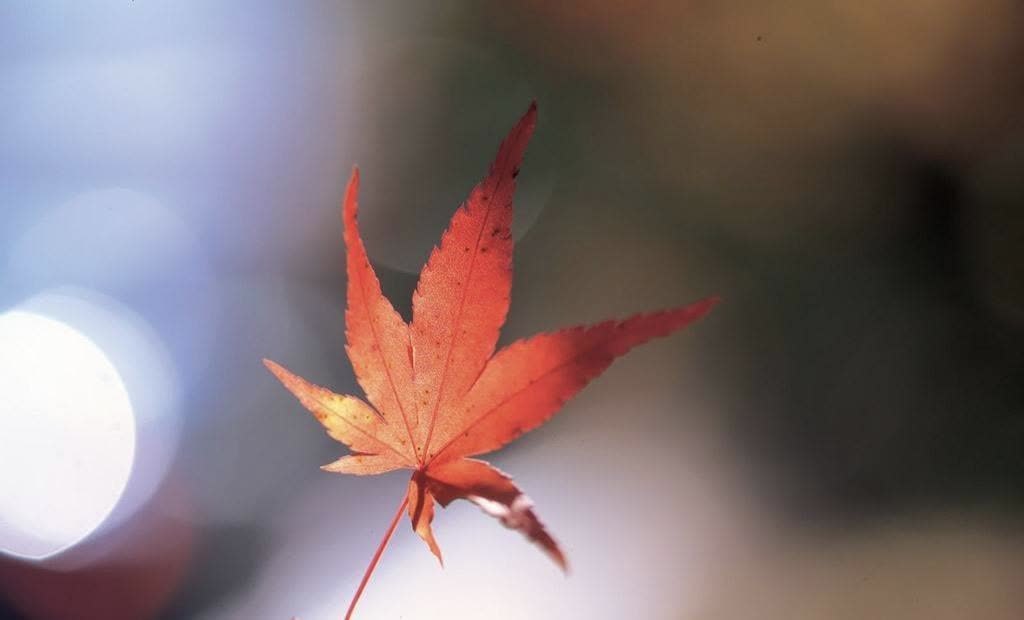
[344, 493, 409, 620]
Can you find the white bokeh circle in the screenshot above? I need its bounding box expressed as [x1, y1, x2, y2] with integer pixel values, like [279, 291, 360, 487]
[0, 311, 136, 560]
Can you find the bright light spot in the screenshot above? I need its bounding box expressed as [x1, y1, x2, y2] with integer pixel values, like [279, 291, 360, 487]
[15, 288, 182, 549]
[0, 311, 136, 560]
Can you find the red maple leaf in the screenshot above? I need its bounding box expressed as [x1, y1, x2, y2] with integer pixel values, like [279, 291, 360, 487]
[264, 102, 717, 618]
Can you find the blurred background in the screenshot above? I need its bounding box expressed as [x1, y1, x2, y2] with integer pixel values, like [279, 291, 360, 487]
[1, 1, 1023, 618]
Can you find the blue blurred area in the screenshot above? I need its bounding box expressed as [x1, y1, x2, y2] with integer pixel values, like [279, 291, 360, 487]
[0, 4, 370, 617]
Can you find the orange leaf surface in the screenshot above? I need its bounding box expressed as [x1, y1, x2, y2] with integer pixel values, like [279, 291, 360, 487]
[264, 102, 717, 617]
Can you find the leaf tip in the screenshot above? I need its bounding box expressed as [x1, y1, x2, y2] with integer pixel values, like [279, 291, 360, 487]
[546, 540, 569, 574]
[262, 359, 297, 389]
[521, 100, 538, 134]
[348, 165, 360, 191]
[344, 167, 360, 210]
[420, 529, 445, 568]
[262, 358, 303, 393]
[678, 295, 721, 325]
